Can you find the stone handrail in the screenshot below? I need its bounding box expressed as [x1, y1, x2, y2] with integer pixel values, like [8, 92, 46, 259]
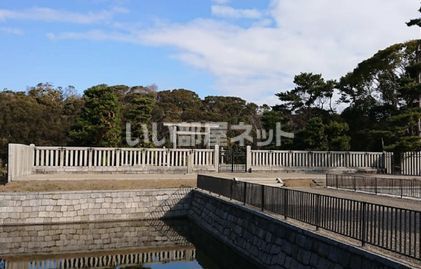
[7, 144, 220, 181]
[248, 148, 393, 172]
[7, 143, 397, 181]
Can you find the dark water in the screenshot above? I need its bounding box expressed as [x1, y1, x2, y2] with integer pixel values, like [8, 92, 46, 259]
[0, 219, 260, 269]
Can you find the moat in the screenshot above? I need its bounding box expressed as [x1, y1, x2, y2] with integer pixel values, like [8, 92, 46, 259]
[0, 219, 259, 269]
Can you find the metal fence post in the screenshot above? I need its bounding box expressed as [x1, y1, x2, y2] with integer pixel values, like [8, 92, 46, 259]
[243, 182, 247, 205]
[231, 149, 235, 173]
[261, 185, 265, 212]
[400, 178, 403, 198]
[284, 189, 288, 220]
[230, 180, 233, 200]
[361, 202, 367, 246]
[315, 194, 320, 230]
[418, 212, 421, 259]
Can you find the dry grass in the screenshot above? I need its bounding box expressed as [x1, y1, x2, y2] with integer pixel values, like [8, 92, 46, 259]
[283, 179, 318, 187]
[0, 179, 196, 192]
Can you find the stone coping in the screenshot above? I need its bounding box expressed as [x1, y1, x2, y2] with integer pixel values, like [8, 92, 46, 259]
[0, 187, 193, 196]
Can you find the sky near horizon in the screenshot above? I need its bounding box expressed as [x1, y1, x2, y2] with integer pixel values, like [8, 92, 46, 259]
[0, 0, 419, 105]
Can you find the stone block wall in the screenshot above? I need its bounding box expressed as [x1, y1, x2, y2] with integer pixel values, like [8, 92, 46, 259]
[0, 188, 191, 225]
[189, 190, 411, 269]
[0, 219, 192, 256]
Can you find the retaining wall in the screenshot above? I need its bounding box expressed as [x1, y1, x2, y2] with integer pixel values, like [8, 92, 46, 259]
[0, 187, 415, 268]
[189, 190, 412, 269]
[0, 188, 191, 225]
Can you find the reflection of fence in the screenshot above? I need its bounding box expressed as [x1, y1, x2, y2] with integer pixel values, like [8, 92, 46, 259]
[326, 174, 421, 199]
[250, 150, 392, 172]
[1, 248, 196, 269]
[197, 175, 421, 261]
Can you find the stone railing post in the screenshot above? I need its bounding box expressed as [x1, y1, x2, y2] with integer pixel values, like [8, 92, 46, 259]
[29, 144, 35, 174]
[60, 147, 65, 168]
[187, 150, 194, 174]
[214, 145, 219, 173]
[115, 149, 120, 168]
[246, 145, 251, 172]
[7, 143, 35, 182]
[7, 144, 15, 182]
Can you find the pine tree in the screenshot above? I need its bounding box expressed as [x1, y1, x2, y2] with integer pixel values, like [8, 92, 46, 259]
[69, 85, 122, 147]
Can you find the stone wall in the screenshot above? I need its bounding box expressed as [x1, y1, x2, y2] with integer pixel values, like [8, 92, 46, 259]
[0, 188, 191, 225]
[0, 219, 192, 256]
[189, 190, 411, 269]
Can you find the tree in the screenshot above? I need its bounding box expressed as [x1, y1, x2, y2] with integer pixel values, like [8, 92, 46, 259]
[339, 40, 419, 151]
[0, 84, 81, 164]
[406, 7, 421, 136]
[123, 86, 157, 147]
[276, 73, 336, 118]
[153, 89, 204, 123]
[260, 105, 293, 149]
[297, 117, 328, 150]
[325, 120, 351, 151]
[69, 85, 122, 147]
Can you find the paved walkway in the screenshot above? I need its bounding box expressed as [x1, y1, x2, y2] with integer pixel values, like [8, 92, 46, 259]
[289, 187, 421, 211]
[226, 174, 420, 210]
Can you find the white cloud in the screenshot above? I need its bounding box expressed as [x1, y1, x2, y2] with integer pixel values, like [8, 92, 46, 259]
[44, 0, 420, 104]
[47, 29, 132, 42]
[0, 7, 127, 24]
[143, 0, 419, 104]
[212, 0, 230, 4]
[0, 27, 23, 35]
[211, 5, 262, 19]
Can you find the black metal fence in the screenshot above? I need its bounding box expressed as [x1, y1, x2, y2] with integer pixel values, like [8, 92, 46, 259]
[197, 175, 421, 261]
[327, 174, 421, 199]
[219, 147, 247, 172]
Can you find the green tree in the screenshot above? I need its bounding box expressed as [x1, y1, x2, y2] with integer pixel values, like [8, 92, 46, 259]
[276, 73, 336, 119]
[69, 85, 122, 147]
[325, 120, 351, 151]
[339, 40, 419, 151]
[152, 89, 204, 122]
[297, 117, 328, 150]
[123, 86, 157, 147]
[0, 84, 81, 164]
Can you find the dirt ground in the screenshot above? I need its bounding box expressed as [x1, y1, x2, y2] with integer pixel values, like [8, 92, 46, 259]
[0, 177, 319, 192]
[0, 179, 196, 192]
[283, 179, 318, 187]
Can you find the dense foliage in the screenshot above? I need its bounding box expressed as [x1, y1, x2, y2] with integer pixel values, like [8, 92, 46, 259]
[1, 37, 420, 164]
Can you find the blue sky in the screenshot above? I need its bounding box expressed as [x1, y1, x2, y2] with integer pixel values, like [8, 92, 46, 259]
[0, 0, 419, 104]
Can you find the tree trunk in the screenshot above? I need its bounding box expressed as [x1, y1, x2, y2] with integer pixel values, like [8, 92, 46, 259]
[417, 41, 421, 136]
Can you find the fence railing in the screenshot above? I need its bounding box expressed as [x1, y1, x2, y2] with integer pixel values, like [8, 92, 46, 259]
[249, 150, 393, 173]
[33, 146, 217, 171]
[401, 152, 421, 176]
[7, 144, 220, 181]
[326, 174, 421, 199]
[197, 175, 421, 260]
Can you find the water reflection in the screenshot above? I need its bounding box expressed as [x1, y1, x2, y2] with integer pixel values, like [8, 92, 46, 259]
[0, 219, 259, 269]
